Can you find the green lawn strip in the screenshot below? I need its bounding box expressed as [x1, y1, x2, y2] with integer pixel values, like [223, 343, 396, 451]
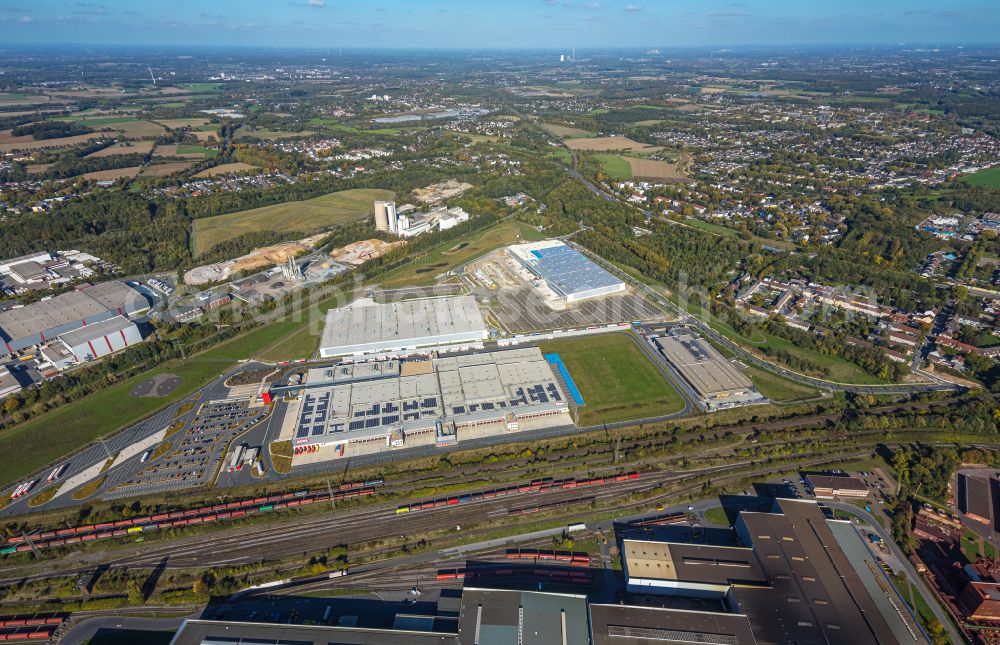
[176, 144, 218, 158]
[703, 506, 730, 526]
[594, 153, 632, 179]
[962, 530, 982, 563]
[256, 323, 321, 362]
[515, 220, 548, 242]
[683, 217, 740, 238]
[0, 320, 303, 487]
[890, 573, 947, 634]
[960, 166, 1000, 189]
[743, 365, 821, 402]
[538, 333, 685, 424]
[378, 219, 521, 289]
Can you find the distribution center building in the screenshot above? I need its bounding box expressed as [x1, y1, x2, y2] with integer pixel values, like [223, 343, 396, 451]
[318, 296, 488, 358]
[287, 347, 571, 458]
[0, 281, 149, 354]
[56, 315, 143, 363]
[507, 240, 626, 303]
[653, 328, 765, 411]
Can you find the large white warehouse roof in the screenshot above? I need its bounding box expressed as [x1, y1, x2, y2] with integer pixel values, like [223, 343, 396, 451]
[319, 295, 488, 358]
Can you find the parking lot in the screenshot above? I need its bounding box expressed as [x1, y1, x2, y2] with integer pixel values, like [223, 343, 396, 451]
[486, 287, 663, 333]
[103, 401, 270, 500]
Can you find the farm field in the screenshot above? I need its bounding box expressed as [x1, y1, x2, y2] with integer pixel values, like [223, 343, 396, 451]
[55, 115, 165, 138]
[194, 162, 258, 177]
[192, 187, 393, 256]
[563, 136, 663, 153]
[0, 319, 306, 488]
[540, 122, 593, 138]
[378, 219, 521, 289]
[595, 154, 633, 179]
[0, 132, 105, 152]
[0, 93, 49, 104]
[140, 161, 196, 177]
[85, 140, 155, 157]
[114, 120, 166, 138]
[962, 166, 1000, 189]
[539, 333, 685, 425]
[626, 157, 686, 181]
[155, 118, 211, 129]
[155, 144, 217, 159]
[237, 129, 316, 140]
[81, 166, 143, 181]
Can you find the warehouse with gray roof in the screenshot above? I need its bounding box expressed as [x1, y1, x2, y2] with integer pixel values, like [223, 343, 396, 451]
[0, 281, 148, 354]
[653, 328, 766, 411]
[318, 295, 488, 358]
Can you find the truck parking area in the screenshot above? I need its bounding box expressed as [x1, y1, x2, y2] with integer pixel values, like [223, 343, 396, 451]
[103, 401, 270, 500]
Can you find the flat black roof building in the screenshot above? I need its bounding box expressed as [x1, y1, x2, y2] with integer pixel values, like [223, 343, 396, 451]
[169, 619, 456, 645]
[589, 604, 757, 645]
[733, 499, 918, 644]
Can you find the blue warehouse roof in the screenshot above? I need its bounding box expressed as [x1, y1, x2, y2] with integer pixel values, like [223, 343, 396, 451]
[527, 244, 623, 297]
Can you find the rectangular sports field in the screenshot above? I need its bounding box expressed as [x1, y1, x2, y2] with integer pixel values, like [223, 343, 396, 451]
[192, 188, 394, 256]
[538, 333, 685, 424]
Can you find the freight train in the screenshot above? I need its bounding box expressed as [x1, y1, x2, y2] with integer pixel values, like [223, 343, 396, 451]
[0, 479, 384, 556]
[395, 472, 639, 514]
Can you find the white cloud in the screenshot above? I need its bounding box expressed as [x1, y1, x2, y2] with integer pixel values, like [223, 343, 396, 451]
[19, 14, 32, 21]
[624, 3, 642, 12]
[308, 0, 325, 6]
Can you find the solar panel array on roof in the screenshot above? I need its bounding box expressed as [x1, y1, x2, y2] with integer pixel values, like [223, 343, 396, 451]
[291, 347, 570, 447]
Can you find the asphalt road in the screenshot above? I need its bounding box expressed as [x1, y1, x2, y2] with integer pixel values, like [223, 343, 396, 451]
[0, 361, 270, 517]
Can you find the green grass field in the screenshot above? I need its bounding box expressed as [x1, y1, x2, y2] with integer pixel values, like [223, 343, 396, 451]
[378, 219, 522, 289]
[307, 118, 405, 136]
[595, 154, 632, 179]
[539, 333, 685, 424]
[703, 506, 730, 526]
[0, 319, 305, 488]
[192, 188, 393, 256]
[682, 217, 796, 251]
[55, 116, 140, 125]
[180, 83, 222, 93]
[754, 332, 885, 384]
[177, 144, 218, 158]
[256, 323, 322, 362]
[962, 166, 1000, 189]
[550, 149, 573, 164]
[744, 365, 821, 402]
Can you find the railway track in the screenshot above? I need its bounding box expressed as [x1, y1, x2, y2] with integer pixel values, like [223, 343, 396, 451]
[0, 418, 986, 590]
[0, 432, 894, 584]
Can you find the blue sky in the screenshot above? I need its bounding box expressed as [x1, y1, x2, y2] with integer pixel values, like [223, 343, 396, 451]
[2, 1, 999, 49]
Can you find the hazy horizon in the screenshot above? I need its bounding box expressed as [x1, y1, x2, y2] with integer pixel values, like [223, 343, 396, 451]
[2, 0, 999, 50]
